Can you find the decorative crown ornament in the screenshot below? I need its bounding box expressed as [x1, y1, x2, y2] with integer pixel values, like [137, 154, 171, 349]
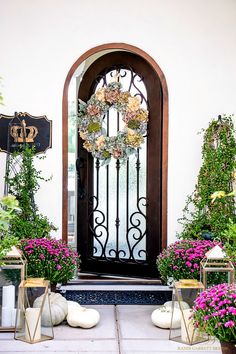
[10, 119, 38, 143]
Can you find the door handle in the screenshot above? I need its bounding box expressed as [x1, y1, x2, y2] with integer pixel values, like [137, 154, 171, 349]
[76, 157, 86, 199]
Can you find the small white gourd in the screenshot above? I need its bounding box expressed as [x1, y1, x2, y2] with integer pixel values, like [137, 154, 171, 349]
[67, 305, 100, 329]
[164, 301, 190, 310]
[151, 306, 181, 329]
[33, 292, 68, 326]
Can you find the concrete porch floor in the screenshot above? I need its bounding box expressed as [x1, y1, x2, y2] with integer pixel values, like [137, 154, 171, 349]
[0, 305, 222, 354]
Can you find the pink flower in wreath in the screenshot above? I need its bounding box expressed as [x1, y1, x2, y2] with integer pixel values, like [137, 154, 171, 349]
[123, 111, 137, 123]
[87, 104, 101, 116]
[105, 89, 120, 104]
[112, 149, 123, 159]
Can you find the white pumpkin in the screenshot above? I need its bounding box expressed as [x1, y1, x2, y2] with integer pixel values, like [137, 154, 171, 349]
[67, 305, 100, 329]
[151, 306, 181, 329]
[164, 301, 190, 310]
[33, 292, 68, 326]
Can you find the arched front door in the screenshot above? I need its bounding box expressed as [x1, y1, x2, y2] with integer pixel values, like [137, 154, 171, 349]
[76, 50, 166, 278]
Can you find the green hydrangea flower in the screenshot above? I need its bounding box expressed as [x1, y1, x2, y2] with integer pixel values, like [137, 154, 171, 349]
[88, 122, 101, 133]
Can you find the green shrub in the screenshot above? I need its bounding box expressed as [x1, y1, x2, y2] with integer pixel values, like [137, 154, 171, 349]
[179, 115, 236, 240]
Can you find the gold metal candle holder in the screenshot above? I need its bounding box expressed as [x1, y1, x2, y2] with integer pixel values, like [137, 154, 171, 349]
[0, 247, 27, 332]
[14, 278, 54, 344]
[169, 280, 208, 346]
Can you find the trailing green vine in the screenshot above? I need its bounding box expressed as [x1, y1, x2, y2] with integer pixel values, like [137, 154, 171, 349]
[179, 115, 236, 239]
[5, 145, 57, 239]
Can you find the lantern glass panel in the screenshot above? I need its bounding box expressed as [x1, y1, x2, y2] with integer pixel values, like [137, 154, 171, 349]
[200, 259, 235, 288]
[15, 278, 54, 343]
[0, 249, 26, 331]
[169, 280, 208, 345]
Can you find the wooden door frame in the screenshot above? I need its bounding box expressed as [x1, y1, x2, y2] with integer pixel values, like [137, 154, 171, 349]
[62, 43, 168, 250]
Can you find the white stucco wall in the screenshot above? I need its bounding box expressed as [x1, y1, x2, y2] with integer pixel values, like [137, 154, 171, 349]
[0, 0, 236, 244]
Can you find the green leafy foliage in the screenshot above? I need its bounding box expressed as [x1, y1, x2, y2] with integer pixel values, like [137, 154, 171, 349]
[179, 115, 236, 240]
[5, 145, 57, 239]
[209, 191, 236, 262]
[221, 219, 236, 262]
[10, 213, 57, 240]
[0, 195, 20, 260]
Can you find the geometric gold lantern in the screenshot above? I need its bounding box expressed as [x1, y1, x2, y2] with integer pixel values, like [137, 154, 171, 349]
[200, 245, 235, 288]
[0, 246, 27, 332]
[169, 279, 208, 345]
[14, 278, 54, 343]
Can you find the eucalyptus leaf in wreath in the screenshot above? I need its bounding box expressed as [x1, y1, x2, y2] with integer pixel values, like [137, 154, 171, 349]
[178, 115, 236, 240]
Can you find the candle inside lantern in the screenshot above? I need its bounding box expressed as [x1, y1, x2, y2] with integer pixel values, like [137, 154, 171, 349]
[2, 285, 15, 308]
[181, 309, 199, 344]
[1, 285, 16, 327]
[1, 307, 12, 327]
[25, 308, 41, 342]
[11, 308, 17, 327]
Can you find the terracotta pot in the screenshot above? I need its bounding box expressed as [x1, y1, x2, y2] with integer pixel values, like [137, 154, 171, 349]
[220, 342, 236, 354]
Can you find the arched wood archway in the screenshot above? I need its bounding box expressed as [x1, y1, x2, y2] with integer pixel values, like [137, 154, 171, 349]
[62, 43, 168, 251]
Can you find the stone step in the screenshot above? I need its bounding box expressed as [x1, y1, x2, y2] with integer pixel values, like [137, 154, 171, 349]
[71, 272, 162, 285]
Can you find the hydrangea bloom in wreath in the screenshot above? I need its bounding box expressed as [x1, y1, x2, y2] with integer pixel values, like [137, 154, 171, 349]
[78, 81, 149, 164]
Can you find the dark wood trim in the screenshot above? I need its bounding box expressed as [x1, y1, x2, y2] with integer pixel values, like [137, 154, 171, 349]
[62, 43, 168, 248]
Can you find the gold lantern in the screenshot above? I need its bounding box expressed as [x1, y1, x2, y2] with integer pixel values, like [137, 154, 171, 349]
[169, 279, 208, 345]
[200, 245, 235, 288]
[0, 246, 27, 332]
[14, 278, 54, 343]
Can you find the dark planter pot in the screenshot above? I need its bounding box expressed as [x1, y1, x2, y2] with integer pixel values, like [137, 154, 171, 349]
[220, 342, 236, 354]
[50, 283, 57, 293]
[201, 231, 214, 241]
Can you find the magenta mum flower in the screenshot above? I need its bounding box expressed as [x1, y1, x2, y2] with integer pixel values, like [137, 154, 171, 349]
[193, 283, 236, 343]
[225, 320, 235, 328]
[20, 238, 81, 284]
[157, 239, 222, 283]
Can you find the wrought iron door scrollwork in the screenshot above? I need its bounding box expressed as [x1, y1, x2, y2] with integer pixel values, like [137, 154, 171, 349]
[88, 195, 109, 259]
[126, 197, 147, 263]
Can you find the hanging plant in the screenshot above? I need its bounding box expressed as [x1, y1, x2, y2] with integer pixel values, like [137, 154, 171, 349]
[179, 115, 236, 240]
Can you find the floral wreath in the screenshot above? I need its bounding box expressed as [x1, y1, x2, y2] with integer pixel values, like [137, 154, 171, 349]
[78, 81, 149, 163]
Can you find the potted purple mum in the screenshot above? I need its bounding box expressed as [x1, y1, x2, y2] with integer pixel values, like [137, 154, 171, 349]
[157, 239, 221, 284]
[21, 238, 81, 287]
[193, 283, 236, 354]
